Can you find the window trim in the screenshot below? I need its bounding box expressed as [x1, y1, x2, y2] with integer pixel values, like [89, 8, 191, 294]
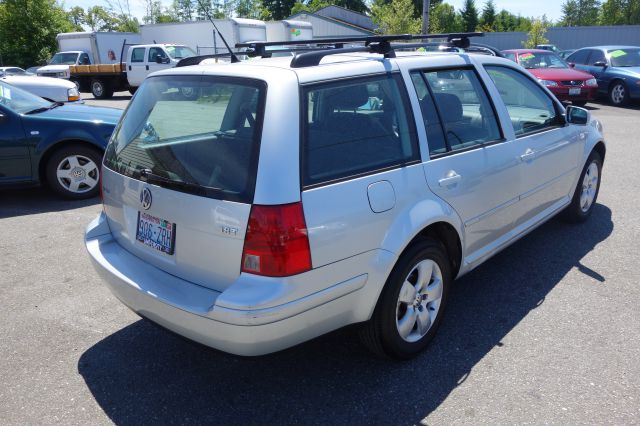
[299, 72, 421, 189]
[483, 64, 566, 139]
[409, 65, 506, 159]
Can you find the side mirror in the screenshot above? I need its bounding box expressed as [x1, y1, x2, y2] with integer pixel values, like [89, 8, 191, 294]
[566, 105, 590, 125]
[593, 60, 607, 67]
[156, 56, 170, 64]
[568, 62, 575, 68]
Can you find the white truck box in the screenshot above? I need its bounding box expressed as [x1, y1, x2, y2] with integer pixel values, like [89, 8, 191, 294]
[266, 20, 313, 42]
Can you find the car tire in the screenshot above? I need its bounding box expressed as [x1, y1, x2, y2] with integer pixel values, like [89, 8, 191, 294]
[561, 151, 602, 223]
[45, 145, 103, 199]
[360, 238, 451, 359]
[91, 79, 114, 99]
[572, 100, 587, 107]
[608, 81, 629, 106]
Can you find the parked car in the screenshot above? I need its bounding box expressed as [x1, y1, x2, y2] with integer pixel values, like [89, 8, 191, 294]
[559, 49, 576, 59]
[0, 75, 81, 103]
[536, 44, 560, 53]
[0, 67, 30, 76]
[566, 45, 640, 106]
[86, 39, 605, 359]
[0, 80, 121, 198]
[503, 49, 598, 106]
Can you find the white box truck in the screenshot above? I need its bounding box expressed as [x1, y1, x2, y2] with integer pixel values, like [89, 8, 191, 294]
[140, 18, 267, 56]
[266, 20, 313, 42]
[37, 32, 141, 80]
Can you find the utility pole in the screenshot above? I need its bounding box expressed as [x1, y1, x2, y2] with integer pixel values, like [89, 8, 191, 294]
[422, 0, 431, 34]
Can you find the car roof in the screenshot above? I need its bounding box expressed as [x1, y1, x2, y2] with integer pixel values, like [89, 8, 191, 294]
[155, 50, 513, 84]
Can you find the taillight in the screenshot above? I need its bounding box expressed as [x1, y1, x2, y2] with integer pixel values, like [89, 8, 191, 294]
[241, 202, 312, 277]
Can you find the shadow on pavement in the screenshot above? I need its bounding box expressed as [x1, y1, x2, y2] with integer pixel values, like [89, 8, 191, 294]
[0, 187, 99, 219]
[78, 204, 613, 425]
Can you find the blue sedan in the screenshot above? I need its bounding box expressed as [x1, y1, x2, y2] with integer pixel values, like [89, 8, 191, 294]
[566, 46, 640, 106]
[0, 80, 121, 199]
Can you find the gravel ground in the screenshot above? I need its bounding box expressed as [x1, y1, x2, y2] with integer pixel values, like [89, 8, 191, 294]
[0, 99, 639, 425]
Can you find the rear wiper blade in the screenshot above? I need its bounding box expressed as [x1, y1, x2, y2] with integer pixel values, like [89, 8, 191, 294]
[138, 168, 206, 194]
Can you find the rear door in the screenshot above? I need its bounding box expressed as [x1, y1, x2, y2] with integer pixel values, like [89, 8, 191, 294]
[102, 74, 266, 291]
[409, 66, 522, 263]
[126, 47, 147, 87]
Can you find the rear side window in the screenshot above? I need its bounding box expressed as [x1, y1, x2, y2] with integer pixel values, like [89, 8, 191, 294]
[485, 66, 561, 136]
[104, 75, 266, 203]
[302, 74, 419, 186]
[411, 68, 501, 155]
[131, 48, 145, 63]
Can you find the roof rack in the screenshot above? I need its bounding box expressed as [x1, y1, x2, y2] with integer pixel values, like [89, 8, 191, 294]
[235, 32, 483, 68]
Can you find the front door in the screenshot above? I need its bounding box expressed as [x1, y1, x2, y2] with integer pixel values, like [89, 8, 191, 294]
[484, 65, 583, 229]
[0, 105, 30, 182]
[146, 47, 173, 75]
[409, 67, 523, 264]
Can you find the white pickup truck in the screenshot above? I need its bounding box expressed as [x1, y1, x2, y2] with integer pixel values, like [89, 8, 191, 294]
[69, 43, 196, 98]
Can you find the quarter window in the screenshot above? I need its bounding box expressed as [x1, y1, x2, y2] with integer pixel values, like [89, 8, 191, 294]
[411, 68, 501, 155]
[485, 66, 562, 136]
[302, 74, 419, 186]
[131, 48, 145, 63]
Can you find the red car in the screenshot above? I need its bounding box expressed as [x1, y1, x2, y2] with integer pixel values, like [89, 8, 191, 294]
[502, 49, 598, 105]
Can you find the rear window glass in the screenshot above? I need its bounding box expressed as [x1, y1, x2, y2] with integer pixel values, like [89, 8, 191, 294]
[104, 75, 266, 203]
[302, 74, 419, 186]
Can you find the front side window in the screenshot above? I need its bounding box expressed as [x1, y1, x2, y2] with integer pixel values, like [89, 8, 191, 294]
[131, 48, 145, 63]
[148, 47, 168, 62]
[302, 74, 419, 186]
[485, 65, 562, 136]
[104, 76, 266, 202]
[589, 49, 606, 65]
[412, 68, 501, 154]
[567, 49, 589, 65]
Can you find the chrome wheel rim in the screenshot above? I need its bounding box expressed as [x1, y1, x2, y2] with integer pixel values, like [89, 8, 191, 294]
[56, 155, 99, 194]
[580, 162, 599, 213]
[92, 82, 103, 97]
[611, 84, 625, 104]
[396, 259, 443, 343]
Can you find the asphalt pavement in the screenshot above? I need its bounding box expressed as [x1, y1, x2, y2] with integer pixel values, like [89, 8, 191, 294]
[0, 98, 639, 425]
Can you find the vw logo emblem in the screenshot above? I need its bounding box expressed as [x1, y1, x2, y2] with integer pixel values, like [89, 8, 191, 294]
[140, 187, 152, 210]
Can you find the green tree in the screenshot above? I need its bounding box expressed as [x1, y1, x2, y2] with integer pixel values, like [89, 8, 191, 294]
[261, 0, 296, 19]
[172, 0, 195, 20]
[599, 0, 640, 24]
[371, 0, 421, 34]
[428, 2, 459, 32]
[237, 0, 270, 18]
[560, 0, 600, 26]
[67, 6, 86, 30]
[0, 0, 75, 68]
[522, 18, 549, 47]
[479, 0, 496, 30]
[85, 6, 119, 31]
[459, 0, 478, 31]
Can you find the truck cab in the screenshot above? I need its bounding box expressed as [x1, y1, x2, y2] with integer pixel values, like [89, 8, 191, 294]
[37, 51, 91, 79]
[126, 44, 196, 87]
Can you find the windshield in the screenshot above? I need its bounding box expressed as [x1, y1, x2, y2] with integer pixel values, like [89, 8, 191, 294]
[49, 53, 80, 65]
[518, 52, 568, 69]
[103, 75, 266, 202]
[0, 80, 52, 114]
[165, 46, 196, 60]
[608, 48, 640, 67]
[1, 68, 26, 76]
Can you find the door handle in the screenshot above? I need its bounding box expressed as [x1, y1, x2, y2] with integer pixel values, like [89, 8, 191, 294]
[145, 65, 149, 71]
[520, 148, 536, 162]
[439, 171, 462, 187]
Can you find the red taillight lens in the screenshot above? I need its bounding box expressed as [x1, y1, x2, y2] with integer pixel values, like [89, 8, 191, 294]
[241, 202, 312, 277]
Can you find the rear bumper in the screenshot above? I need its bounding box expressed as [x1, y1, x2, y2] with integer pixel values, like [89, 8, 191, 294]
[85, 212, 389, 356]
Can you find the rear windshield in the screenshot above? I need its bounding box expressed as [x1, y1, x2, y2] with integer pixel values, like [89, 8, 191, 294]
[103, 75, 266, 203]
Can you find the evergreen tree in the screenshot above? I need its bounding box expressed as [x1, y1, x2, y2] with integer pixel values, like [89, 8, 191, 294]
[262, 0, 296, 20]
[459, 0, 478, 31]
[560, 0, 600, 26]
[479, 0, 496, 30]
[371, 0, 421, 33]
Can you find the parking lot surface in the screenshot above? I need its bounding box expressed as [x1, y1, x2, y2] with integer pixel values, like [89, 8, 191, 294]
[1, 98, 639, 425]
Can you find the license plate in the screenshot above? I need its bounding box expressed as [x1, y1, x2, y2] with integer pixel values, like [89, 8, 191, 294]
[136, 211, 176, 255]
[569, 88, 581, 95]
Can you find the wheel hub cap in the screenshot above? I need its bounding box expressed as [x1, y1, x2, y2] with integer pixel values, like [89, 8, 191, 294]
[56, 155, 99, 194]
[580, 161, 599, 212]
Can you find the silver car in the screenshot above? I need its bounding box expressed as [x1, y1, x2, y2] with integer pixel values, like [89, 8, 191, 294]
[86, 44, 605, 359]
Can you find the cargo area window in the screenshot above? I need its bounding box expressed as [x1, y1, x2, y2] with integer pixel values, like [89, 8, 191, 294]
[302, 74, 419, 186]
[103, 75, 266, 203]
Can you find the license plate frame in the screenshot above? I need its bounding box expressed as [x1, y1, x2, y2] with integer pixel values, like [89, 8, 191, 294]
[569, 87, 581, 96]
[136, 211, 176, 255]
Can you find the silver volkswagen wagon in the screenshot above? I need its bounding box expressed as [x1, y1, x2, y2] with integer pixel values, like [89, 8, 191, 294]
[86, 39, 605, 359]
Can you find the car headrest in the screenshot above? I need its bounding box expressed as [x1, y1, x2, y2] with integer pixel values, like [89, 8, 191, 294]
[325, 84, 369, 110]
[434, 93, 463, 123]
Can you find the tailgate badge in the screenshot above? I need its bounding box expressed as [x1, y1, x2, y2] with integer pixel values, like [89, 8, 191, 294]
[140, 187, 152, 210]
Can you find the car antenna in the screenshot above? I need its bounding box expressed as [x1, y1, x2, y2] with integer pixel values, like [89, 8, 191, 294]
[194, 0, 239, 63]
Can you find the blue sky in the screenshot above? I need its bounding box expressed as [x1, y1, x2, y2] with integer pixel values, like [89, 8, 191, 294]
[61, 0, 563, 23]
